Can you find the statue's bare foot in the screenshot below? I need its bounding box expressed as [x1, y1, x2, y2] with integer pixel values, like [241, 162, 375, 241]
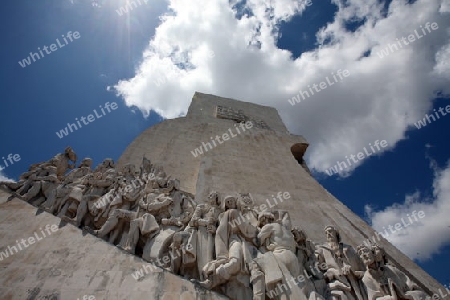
[329, 281, 351, 292]
[61, 216, 77, 226]
[117, 245, 133, 253]
[40, 205, 53, 214]
[12, 192, 26, 201]
[198, 279, 213, 289]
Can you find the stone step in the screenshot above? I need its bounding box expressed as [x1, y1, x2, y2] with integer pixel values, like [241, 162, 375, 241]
[0, 191, 227, 300]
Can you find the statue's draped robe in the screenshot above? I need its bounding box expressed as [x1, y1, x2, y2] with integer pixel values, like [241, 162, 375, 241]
[317, 243, 367, 300]
[212, 209, 257, 300]
[362, 265, 430, 300]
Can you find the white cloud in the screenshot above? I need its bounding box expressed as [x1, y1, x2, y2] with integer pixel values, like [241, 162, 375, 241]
[365, 159, 450, 261]
[113, 0, 450, 176]
[0, 171, 14, 183]
[441, 0, 450, 13]
[433, 43, 450, 80]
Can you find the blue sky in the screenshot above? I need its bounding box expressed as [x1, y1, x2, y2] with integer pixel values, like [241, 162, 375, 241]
[1, 0, 449, 288]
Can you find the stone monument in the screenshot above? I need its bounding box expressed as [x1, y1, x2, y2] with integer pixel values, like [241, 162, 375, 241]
[0, 92, 446, 300]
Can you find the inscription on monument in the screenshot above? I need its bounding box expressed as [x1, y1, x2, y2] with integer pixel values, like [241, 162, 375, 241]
[215, 105, 271, 130]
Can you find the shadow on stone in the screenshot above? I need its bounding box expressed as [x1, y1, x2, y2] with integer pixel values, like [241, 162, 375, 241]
[35, 207, 46, 216]
[58, 219, 68, 229]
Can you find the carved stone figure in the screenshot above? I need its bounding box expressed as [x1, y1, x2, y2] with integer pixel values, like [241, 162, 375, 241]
[257, 212, 314, 300]
[86, 178, 143, 243]
[44, 158, 93, 213]
[141, 192, 191, 262]
[186, 191, 222, 279]
[1, 163, 44, 193]
[17, 159, 59, 205]
[316, 226, 367, 300]
[52, 146, 78, 179]
[249, 260, 266, 300]
[90, 180, 125, 231]
[121, 163, 137, 182]
[93, 158, 115, 173]
[121, 193, 173, 254]
[200, 196, 258, 299]
[237, 193, 259, 227]
[357, 244, 430, 300]
[139, 156, 153, 180]
[61, 161, 116, 226]
[149, 165, 169, 189]
[292, 227, 327, 298]
[10, 166, 36, 194]
[2, 147, 431, 300]
[170, 230, 196, 278]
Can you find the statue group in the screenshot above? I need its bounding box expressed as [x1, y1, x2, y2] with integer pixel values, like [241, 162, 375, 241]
[0, 147, 431, 300]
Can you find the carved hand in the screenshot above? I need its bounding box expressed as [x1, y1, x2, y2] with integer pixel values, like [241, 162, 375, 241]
[138, 199, 147, 209]
[161, 198, 173, 206]
[342, 264, 352, 276]
[324, 270, 335, 281]
[206, 225, 216, 233]
[198, 219, 208, 227]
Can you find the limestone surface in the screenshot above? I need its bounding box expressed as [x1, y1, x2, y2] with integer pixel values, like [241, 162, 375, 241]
[118, 92, 445, 297]
[0, 191, 227, 300]
[0, 92, 446, 300]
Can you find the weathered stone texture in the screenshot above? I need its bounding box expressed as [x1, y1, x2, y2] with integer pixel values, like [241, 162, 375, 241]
[0, 92, 445, 299]
[118, 92, 445, 296]
[0, 190, 228, 300]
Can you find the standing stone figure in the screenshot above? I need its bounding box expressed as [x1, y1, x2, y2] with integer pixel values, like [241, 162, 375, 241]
[357, 244, 430, 300]
[44, 158, 93, 213]
[62, 164, 116, 227]
[257, 212, 312, 300]
[52, 146, 78, 179]
[121, 193, 173, 254]
[139, 156, 153, 180]
[292, 227, 327, 298]
[200, 196, 258, 300]
[186, 191, 222, 279]
[17, 159, 59, 205]
[316, 226, 367, 300]
[0, 145, 439, 300]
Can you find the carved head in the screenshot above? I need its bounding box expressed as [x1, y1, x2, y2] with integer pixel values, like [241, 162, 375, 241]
[122, 163, 135, 175]
[258, 212, 275, 228]
[64, 146, 77, 162]
[79, 158, 93, 168]
[140, 156, 152, 175]
[207, 191, 220, 207]
[103, 168, 117, 182]
[291, 227, 306, 244]
[237, 193, 253, 212]
[357, 244, 375, 266]
[114, 176, 125, 187]
[47, 158, 59, 167]
[372, 243, 388, 265]
[324, 225, 341, 243]
[222, 196, 237, 210]
[167, 178, 180, 190]
[95, 158, 115, 172]
[104, 159, 115, 168]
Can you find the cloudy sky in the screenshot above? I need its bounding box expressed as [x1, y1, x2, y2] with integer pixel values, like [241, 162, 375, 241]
[1, 0, 449, 286]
